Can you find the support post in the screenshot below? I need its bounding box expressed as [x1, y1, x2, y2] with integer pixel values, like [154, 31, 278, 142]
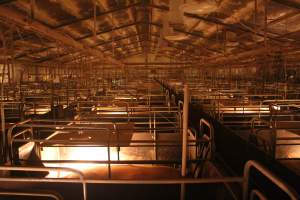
[181, 84, 189, 176]
[1, 64, 6, 163]
[181, 85, 189, 200]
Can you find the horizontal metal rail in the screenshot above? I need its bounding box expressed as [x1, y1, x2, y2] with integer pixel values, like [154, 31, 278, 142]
[0, 191, 62, 200]
[22, 159, 205, 165]
[83, 177, 243, 184]
[0, 166, 86, 200]
[12, 138, 207, 147]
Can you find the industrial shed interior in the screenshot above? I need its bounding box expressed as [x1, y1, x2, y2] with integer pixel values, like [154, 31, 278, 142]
[0, 0, 300, 199]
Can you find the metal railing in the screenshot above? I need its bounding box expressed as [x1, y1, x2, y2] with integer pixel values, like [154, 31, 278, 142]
[0, 191, 62, 200]
[0, 160, 297, 200]
[249, 189, 267, 200]
[199, 119, 215, 160]
[243, 160, 299, 200]
[253, 127, 300, 160]
[7, 119, 205, 179]
[0, 166, 86, 200]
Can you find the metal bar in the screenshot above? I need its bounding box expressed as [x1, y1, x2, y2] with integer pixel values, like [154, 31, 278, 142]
[272, 0, 300, 10]
[200, 119, 215, 160]
[83, 177, 243, 184]
[250, 189, 267, 200]
[0, 175, 243, 184]
[0, 0, 16, 5]
[0, 191, 62, 200]
[180, 183, 186, 200]
[54, 2, 141, 29]
[0, 6, 120, 65]
[125, 62, 195, 65]
[181, 84, 189, 177]
[32, 159, 205, 164]
[154, 112, 157, 160]
[93, 33, 142, 48]
[0, 166, 87, 200]
[76, 21, 141, 41]
[243, 160, 299, 200]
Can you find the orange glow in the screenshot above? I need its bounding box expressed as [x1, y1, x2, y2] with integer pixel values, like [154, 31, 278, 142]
[41, 146, 119, 178]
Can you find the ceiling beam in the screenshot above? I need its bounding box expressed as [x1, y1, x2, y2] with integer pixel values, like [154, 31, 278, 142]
[103, 39, 155, 55]
[148, 4, 169, 11]
[14, 47, 54, 59]
[0, 0, 16, 5]
[203, 46, 282, 67]
[125, 62, 195, 65]
[152, 5, 291, 43]
[33, 52, 69, 63]
[149, 33, 221, 53]
[93, 33, 144, 47]
[184, 12, 246, 32]
[148, 22, 205, 38]
[77, 21, 140, 40]
[272, 0, 300, 10]
[54, 2, 141, 29]
[116, 51, 143, 59]
[268, 10, 300, 26]
[0, 6, 121, 65]
[103, 40, 143, 52]
[79, 20, 207, 42]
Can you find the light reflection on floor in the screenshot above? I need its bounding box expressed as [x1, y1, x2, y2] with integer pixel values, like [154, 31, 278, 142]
[41, 146, 119, 178]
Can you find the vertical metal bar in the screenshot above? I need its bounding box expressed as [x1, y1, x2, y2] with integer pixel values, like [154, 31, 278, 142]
[180, 183, 186, 200]
[272, 128, 277, 159]
[200, 119, 214, 160]
[0, 64, 5, 163]
[154, 112, 157, 160]
[263, 0, 268, 88]
[107, 143, 111, 179]
[264, 0, 268, 50]
[11, 61, 15, 84]
[34, 102, 36, 115]
[115, 123, 120, 161]
[218, 92, 220, 120]
[181, 84, 189, 177]
[30, 0, 35, 20]
[7, 63, 10, 85]
[284, 57, 287, 99]
[178, 101, 183, 135]
[254, 0, 258, 44]
[149, 109, 152, 135]
[66, 76, 69, 106]
[93, 3, 97, 37]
